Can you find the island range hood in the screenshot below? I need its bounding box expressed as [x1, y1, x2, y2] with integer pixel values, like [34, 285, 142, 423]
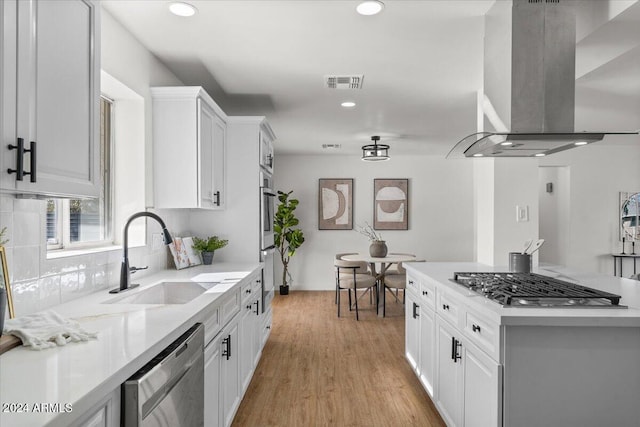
[448, 0, 638, 158]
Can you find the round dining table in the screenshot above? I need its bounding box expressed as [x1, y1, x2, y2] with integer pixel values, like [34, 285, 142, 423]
[341, 253, 418, 317]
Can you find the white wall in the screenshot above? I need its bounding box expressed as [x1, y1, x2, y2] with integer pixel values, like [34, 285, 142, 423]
[272, 154, 475, 291]
[475, 158, 540, 267]
[539, 143, 640, 275]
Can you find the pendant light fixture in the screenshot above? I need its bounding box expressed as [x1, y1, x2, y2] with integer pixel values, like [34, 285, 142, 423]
[361, 136, 390, 161]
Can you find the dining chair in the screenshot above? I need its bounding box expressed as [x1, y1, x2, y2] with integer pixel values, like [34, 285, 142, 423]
[334, 253, 358, 304]
[382, 262, 407, 317]
[335, 259, 378, 320]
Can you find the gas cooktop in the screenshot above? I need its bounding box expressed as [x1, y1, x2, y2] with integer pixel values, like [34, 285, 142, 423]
[452, 272, 626, 308]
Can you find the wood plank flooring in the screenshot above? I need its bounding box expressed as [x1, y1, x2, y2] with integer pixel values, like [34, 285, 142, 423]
[232, 291, 445, 427]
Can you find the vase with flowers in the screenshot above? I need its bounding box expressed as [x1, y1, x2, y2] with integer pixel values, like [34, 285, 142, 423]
[357, 223, 387, 258]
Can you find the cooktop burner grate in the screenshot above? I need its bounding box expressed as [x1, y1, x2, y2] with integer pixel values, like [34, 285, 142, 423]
[452, 272, 622, 307]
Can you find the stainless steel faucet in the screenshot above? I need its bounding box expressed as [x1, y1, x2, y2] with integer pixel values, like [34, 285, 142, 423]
[110, 211, 173, 294]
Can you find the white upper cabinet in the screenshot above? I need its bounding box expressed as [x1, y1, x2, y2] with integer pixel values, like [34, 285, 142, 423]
[1, 0, 101, 197]
[151, 87, 226, 209]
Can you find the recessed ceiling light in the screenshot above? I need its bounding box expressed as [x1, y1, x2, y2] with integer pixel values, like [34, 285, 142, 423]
[169, 2, 197, 17]
[356, 1, 384, 16]
[341, 101, 356, 108]
[574, 141, 588, 146]
[500, 142, 513, 146]
[473, 153, 484, 157]
[535, 153, 546, 157]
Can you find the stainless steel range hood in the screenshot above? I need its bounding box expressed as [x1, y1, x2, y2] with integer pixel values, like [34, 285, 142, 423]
[448, 0, 638, 158]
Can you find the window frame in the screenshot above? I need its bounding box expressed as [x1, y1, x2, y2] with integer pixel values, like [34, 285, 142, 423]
[46, 96, 115, 251]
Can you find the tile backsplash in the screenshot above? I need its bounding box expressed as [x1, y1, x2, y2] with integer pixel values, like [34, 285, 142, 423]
[1, 196, 183, 317]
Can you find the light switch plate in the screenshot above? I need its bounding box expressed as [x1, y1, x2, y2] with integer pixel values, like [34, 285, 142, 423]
[516, 205, 529, 222]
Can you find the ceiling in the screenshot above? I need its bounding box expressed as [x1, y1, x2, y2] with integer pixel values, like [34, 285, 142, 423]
[101, 0, 640, 157]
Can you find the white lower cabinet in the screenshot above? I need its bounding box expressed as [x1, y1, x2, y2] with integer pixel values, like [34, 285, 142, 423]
[435, 318, 464, 427]
[405, 290, 421, 371]
[205, 312, 241, 427]
[204, 333, 222, 427]
[418, 302, 436, 396]
[435, 317, 501, 427]
[220, 318, 240, 427]
[406, 271, 501, 427]
[239, 297, 256, 392]
[405, 282, 435, 397]
[204, 275, 269, 427]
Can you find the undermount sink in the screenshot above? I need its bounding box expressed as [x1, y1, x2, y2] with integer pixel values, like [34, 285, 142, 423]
[104, 281, 218, 305]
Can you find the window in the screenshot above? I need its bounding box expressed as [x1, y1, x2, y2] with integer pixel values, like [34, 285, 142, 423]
[47, 97, 114, 250]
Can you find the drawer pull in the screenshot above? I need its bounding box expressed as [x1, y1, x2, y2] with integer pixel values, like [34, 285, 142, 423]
[408, 280, 414, 285]
[422, 290, 428, 296]
[472, 324, 481, 333]
[442, 304, 450, 310]
[245, 289, 251, 294]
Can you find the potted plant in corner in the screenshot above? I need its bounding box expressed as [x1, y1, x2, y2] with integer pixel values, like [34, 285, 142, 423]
[274, 190, 305, 295]
[192, 235, 228, 265]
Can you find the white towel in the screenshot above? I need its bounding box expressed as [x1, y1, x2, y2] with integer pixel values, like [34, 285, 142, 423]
[3, 311, 98, 350]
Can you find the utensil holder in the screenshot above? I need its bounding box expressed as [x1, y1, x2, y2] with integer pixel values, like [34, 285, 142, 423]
[509, 252, 532, 273]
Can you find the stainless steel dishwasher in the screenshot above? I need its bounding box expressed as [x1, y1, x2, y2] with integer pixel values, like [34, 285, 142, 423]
[123, 323, 204, 427]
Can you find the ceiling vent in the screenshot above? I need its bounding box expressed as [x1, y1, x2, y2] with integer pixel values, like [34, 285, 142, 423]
[322, 143, 342, 150]
[324, 75, 364, 89]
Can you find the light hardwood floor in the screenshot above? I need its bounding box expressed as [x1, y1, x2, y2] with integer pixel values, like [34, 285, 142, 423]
[232, 291, 445, 427]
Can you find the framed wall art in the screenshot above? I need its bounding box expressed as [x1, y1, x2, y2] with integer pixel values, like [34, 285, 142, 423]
[620, 191, 640, 241]
[318, 179, 353, 230]
[374, 178, 408, 230]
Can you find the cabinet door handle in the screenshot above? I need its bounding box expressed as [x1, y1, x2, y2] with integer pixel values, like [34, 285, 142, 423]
[214, 191, 221, 206]
[254, 300, 260, 315]
[7, 138, 34, 182]
[7, 138, 24, 180]
[222, 335, 231, 360]
[412, 302, 419, 319]
[28, 141, 36, 182]
[267, 154, 273, 168]
[9, 140, 37, 183]
[451, 337, 462, 362]
[442, 304, 450, 310]
[472, 324, 481, 333]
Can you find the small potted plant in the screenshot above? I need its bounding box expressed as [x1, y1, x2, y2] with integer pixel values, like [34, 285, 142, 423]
[192, 235, 228, 265]
[357, 222, 387, 257]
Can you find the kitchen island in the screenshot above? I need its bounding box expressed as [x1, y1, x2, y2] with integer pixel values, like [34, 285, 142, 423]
[404, 262, 640, 427]
[0, 262, 265, 427]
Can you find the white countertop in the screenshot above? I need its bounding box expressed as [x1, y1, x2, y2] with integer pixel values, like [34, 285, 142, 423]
[404, 262, 640, 327]
[0, 262, 260, 427]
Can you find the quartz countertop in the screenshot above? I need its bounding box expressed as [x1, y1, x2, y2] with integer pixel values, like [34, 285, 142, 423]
[404, 262, 640, 327]
[0, 262, 260, 427]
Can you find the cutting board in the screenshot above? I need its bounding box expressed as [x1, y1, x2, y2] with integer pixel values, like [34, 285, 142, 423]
[0, 334, 21, 355]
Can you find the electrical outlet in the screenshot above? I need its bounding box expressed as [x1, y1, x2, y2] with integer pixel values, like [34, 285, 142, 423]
[516, 205, 529, 222]
[152, 233, 163, 250]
